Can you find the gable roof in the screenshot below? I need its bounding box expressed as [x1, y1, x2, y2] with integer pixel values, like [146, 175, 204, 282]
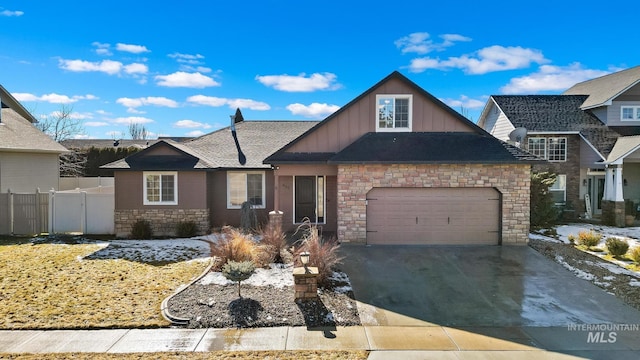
[563, 66, 640, 109]
[491, 95, 620, 157]
[265, 71, 490, 164]
[1, 85, 38, 123]
[0, 105, 68, 154]
[605, 135, 640, 164]
[327, 132, 542, 164]
[103, 121, 318, 170]
[61, 139, 160, 150]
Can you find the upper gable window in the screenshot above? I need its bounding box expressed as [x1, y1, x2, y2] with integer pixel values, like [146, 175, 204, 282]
[376, 95, 412, 132]
[621, 106, 640, 121]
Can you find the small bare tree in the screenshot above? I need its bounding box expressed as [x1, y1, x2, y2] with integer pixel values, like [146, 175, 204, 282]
[129, 123, 149, 140]
[35, 105, 84, 142]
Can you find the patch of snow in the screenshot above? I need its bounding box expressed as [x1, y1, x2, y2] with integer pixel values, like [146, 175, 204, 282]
[199, 263, 294, 288]
[630, 279, 640, 287]
[81, 238, 211, 263]
[555, 255, 595, 281]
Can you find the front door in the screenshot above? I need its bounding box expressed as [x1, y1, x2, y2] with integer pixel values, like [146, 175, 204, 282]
[295, 176, 316, 223]
[588, 176, 605, 215]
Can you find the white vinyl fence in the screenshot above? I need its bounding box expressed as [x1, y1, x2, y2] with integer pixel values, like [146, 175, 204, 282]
[49, 186, 115, 234]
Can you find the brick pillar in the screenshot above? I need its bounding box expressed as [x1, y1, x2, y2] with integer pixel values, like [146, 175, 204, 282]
[268, 210, 283, 232]
[293, 266, 318, 300]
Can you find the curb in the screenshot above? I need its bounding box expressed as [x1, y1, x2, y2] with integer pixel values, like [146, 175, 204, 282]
[160, 238, 220, 326]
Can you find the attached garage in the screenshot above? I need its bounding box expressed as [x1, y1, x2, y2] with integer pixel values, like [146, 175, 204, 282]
[366, 187, 501, 245]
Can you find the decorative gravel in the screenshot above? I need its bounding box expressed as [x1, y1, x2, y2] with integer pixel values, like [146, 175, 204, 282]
[529, 238, 640, 312]
[167, 266, 361, 329]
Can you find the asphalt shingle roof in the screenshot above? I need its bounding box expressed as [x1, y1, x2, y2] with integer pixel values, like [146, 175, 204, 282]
[326, 132, 542, 164]
[563, 66, 640, 109]
[103, 121, 318, 170]
[0, 108, 68, 153]
[492, 95, 620, 157]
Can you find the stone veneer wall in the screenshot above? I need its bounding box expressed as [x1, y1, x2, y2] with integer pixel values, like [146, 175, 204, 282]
[115, 208, 209, 238]
[601, 200, 625, 227]
[337, 164, 531, 245]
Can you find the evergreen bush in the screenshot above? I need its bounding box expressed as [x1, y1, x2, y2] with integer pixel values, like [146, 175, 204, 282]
[130, 219, 152, 239]
[222, 260, 255, 298]
[605, 237, 629, 257]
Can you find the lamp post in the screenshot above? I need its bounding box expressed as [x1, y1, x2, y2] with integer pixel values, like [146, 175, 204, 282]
[300, 251, 310, 272]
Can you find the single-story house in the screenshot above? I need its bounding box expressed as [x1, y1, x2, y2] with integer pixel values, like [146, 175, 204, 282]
[105, 71, 539, 244]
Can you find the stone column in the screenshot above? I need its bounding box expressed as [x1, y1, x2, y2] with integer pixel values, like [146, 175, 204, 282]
[293, 266, 318, 300]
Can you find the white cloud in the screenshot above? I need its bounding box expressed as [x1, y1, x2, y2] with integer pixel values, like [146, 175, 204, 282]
[112, 116, 154, 125]
[0, 9, 24, 17]
[173, 120, 212, 129]
[85, 121, 109, 127]
[441, 95, 486, 109]
[116, 96, 178, 108]
[155, 71, 220, 88]
[500, 63, 612, 94]
[187, 95, 270, 111]
[72, 134, 93, 139]
[286, 103, 340, 118]
[169, 53, 205, 64]
[124, 63, 148, 74]
[95, 110, 111, 116]
[408, 45, 548, 74]
[186, 130, 205, 137]
[256, 72, 340, 92]
[59, 59, 123, 75]
[92, 42, 112, 56]
[12, 92, 98, 104]
[395, 32, 471, 55]
[105, 130, 123, 137]
[116, 43, 150, 54]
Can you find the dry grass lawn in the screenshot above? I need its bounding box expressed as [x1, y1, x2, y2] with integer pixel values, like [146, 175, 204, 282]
[0, 351, 369, 360]
[0, 240, 209, 329]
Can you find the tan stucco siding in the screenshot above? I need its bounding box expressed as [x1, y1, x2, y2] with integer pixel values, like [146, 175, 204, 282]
[287, 77, 475, 153]
[337, 164, 531, 245]
[0, 152, 60, 193]
[114, 170, 207, 209]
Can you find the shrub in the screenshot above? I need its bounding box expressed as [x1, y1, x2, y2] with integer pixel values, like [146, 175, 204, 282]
[605, 237, 630, 258]
[631, 247, 640, 263]
[130, 219, 152, 239]
[222, 260, 255, 298]
[567, 234, 576, 245]
[577, 230, 602, 249]
[293, 222, 343, 287]
[256, 224, 290, 265]
[210, 227, 256, 270]
[530, 171, 559, 229]
[175, 220, 198, 238]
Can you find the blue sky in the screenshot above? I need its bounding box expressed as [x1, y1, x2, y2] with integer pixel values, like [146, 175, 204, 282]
[1, 1, 638, 140]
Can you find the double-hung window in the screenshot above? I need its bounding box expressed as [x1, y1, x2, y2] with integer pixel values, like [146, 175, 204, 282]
[527, 137, 566, 162]
[550, 174, 567, 205]
[143, 172, 177, 205]
[227, 171, 265, 209]
[621, 106, 640, 121]
[376, 94, 412, 131]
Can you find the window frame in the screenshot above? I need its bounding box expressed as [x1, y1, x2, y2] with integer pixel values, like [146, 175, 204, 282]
[547, 137, 567, 162]
[226, 171, 266, 209]
[621, 106, 640, 121]
[549, 174, 567, 205]
[375, 94, 413, 132]
[527, 137, 546, 159]
[143, 171, 178, 205]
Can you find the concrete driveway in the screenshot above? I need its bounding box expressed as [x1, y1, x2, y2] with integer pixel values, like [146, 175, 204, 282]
[339, 244, 640, 327]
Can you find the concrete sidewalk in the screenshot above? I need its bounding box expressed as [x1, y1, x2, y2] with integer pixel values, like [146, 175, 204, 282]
[1, 325, 639, 359]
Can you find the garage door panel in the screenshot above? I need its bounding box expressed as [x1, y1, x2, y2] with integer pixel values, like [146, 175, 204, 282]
[366, 188, 500, 245]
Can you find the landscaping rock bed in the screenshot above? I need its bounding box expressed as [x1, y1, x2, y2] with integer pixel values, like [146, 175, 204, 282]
[529, 238, 640, 312]
[167, 268, 361, 329]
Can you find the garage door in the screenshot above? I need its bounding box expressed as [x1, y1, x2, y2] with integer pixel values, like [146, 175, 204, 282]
[366, 187, 500, 245]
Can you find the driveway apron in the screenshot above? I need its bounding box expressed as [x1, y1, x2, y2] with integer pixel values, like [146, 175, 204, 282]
[338, 244, 640, 327]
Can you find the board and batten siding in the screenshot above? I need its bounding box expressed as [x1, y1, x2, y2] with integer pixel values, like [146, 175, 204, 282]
[0, 152, 60, 193]
[286, 77, 476, 154]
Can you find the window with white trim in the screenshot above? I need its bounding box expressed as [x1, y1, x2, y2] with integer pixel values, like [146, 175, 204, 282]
[376, 95, 412, 131]
[527, 137, 566, 162]
[143, 172, 177, 205]
[227, 171, 265, 209]
[550, 174, 566, 205]
[621, 106, 640, 121]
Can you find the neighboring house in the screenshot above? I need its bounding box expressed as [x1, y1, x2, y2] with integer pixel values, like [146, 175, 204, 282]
[478, 66, 640, 226]
[0, 85, 68, 193]
[106, 71, 538, 244]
